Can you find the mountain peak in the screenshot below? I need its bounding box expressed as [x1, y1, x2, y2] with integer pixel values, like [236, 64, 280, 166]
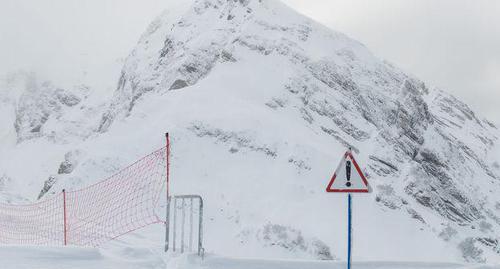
[98, 0, 370, 132]
[91, 0, 500, 262]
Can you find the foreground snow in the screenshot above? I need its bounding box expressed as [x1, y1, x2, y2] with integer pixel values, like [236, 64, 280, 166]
[0, 245, 497, 269]
[0, 245, 166, 269]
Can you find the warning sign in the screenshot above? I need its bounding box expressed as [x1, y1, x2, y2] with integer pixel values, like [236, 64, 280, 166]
[326, 150, 370, 193]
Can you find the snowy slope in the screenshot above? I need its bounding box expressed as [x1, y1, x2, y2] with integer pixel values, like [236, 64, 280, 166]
[1, 0, 499, 264]
[1, 247, 497, 269]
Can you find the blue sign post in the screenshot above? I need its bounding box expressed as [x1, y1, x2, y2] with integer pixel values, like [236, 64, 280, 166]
[347, 193, 352, 269]
[326, 149, 370, 269]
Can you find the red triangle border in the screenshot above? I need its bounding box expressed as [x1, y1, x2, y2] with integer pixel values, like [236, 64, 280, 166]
[326, 152, 369, 193]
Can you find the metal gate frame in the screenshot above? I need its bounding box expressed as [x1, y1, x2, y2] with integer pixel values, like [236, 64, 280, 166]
[165, 195, 204, 256]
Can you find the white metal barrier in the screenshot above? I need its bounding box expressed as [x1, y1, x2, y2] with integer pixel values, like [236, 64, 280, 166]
[165, 195, 204, 256]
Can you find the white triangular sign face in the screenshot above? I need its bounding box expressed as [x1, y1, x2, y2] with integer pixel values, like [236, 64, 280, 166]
[326, 151, 370, 193]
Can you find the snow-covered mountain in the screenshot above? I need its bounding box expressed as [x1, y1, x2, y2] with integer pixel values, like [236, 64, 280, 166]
[1, 0, 499, 264]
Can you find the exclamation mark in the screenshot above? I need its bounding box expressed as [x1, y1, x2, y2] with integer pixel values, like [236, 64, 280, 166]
[346, 160, 352, 187]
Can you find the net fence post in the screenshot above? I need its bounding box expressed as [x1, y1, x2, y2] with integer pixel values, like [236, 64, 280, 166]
[164, 133, 171, 252]
[165, 132, 170, 198]
[62, 189, 67, 246]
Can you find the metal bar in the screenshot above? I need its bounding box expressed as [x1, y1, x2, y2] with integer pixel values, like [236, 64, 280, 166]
[173, 195, 202, 199]
[181, 198, 185, 253]
[198, 196, 204, 256]
[189, 197, 193, 252]
[347, 194, 352, 269]
[164, 196, 171, 252]
[63, 189, 67, 246]
[173, 198, 177, 251]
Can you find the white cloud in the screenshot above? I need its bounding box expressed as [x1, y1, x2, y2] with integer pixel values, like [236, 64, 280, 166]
[0, 0, 171, 92]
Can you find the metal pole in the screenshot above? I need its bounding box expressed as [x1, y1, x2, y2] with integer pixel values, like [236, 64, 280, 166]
[165, 133, 170, 198]
[198, 197, 204, 256]
[63, 189, 67, 246]
[347, 193, 352, 269]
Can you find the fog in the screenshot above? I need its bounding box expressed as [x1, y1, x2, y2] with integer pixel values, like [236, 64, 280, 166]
[0, 0, 498, 123]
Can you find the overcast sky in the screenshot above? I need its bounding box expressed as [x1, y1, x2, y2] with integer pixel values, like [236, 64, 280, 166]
[0, 0, 498, 123]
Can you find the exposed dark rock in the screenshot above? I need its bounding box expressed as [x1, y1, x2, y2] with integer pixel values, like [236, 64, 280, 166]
[477, 237, 498, 251]
[235, 38, 272, 55]
[30, 125, 41, 133]
[265, 98, 286, 109]
[160, 37, 174, 58]
[220, 51, 237, 62]
[55, 89, 81, 107]
[405, 170, 482, 224]
[407, 208, 426, 224]
[58, 161, 73, 174]
[310, 101, 370, 141]
[416, 149, 446, 168]
[369, 155, 398, 176]
[58, 150, 81, 175]
[300, 108, 314, 124]
[320, 127, 359, 153]
[184, 64, 198, 74]
[169, 79, 189, 90]
[307, 60, 357, 92]
[438, 93, 483, 126]
[98, 111, 113, 133]
[189, 123, 277, 158]
[38, 175, 57, 200]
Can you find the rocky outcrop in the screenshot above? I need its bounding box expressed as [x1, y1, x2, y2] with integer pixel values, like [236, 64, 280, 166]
[38, 175, 57, 200]
[14, 82, 82, 142]
[1, 72, 104, 143]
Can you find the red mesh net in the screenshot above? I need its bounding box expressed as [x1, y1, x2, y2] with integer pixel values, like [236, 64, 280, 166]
[0, 147, 167, 247]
